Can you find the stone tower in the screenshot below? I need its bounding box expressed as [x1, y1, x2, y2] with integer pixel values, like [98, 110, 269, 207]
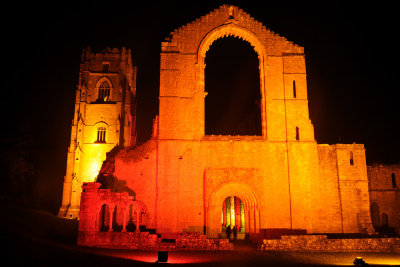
[59, 47, 136, 218]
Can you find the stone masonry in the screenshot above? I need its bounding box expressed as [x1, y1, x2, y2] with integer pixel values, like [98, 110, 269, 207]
[73, 5, 380, 250]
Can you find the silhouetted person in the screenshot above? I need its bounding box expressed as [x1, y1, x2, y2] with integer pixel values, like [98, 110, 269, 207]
[232, 225, 238, 241]
[226, 225, 231, 241]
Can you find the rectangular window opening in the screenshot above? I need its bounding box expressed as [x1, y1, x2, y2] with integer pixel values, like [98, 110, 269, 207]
[293, 80, 297, 98]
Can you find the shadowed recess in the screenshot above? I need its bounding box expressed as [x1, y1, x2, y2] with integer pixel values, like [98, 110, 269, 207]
[205, 36, 261, 136]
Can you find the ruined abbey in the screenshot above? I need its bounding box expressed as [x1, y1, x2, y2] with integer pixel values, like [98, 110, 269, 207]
[58, 5, 399, 249]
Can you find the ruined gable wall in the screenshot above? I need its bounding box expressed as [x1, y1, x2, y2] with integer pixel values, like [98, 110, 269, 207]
[165, 5, 303, 55]
[159, 5, 312, 141]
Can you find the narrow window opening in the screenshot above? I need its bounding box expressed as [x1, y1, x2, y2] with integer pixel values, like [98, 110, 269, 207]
[350, 151, 354, 165]
[295, 126, 299, 141]
[96, 127, 106, 143]
[293, 80, 297, 98]
[392, 173, 397, 188]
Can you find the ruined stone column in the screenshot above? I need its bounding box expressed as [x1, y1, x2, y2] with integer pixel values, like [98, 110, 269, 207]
[122, 207, 127, 232]
[108, 205, 115, 232]
[135, 211, 140, 233]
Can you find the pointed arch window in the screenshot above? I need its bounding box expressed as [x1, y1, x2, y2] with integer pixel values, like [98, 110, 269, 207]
[97, 81, 111, 102]
[96, 127, 106, 143]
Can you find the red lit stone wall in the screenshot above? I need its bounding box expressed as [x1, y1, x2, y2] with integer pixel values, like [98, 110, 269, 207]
[78, 183, 233, 250]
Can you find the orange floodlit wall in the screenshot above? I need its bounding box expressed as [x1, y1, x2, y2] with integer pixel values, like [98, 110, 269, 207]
[75, 5, 376, 244]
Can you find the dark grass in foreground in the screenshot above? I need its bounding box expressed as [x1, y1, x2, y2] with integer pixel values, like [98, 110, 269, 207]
[1, 203, 399, 266]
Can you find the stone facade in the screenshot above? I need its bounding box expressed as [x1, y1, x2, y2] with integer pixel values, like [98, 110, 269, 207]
[73, 5, 379, 249]
[59, 47, 137, 219]
[367, 164, 400, 234]
[78, 183, 232, 250]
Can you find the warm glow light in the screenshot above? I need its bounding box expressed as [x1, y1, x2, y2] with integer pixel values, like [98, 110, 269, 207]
[86, 249, 400, 266]
[96, 250, 222, 264]
[85, 144, 107, 182]
[289, 253, 400, 266]
[87, 165, 101, 182]
[230, 196, 235, 227]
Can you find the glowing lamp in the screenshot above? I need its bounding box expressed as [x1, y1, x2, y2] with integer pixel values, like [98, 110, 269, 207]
[353, 257, 367, 266]
[156, 251, 168, 263]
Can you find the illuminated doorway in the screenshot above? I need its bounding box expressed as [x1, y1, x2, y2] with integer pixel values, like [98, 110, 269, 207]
[221, 196, 245, 240]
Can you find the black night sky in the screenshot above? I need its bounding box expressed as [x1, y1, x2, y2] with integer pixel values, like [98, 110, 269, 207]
[3, 0, 399, 212]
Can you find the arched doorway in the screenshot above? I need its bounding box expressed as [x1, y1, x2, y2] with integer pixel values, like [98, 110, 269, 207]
[207, 182, 259, 238]
[222, 196, 245, 240]
[123, 200, 148, 232]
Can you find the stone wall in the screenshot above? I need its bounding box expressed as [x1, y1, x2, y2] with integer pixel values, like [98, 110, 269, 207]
[175, 232, 233, 250]
[367, 164, 400, 234]
[78, 231, 158, 250]
[159, 4, 313, 142]
[78, 231, 233, 251]
[262, 235, 400, 252]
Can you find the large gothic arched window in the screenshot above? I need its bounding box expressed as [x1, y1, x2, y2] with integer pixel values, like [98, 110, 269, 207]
[204, 36, 261, 136]
[97, 81, 111, 102]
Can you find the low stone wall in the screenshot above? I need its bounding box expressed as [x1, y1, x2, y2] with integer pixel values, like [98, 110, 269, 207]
[78, 231, 158, 250]
[262, 235, 400, 252]
[176, 232, 233, 250]
[78, 231, 233, 251]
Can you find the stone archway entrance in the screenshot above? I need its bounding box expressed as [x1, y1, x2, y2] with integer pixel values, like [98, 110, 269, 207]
[207, 182, 259, 239]
[222, 196, 245, 240]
